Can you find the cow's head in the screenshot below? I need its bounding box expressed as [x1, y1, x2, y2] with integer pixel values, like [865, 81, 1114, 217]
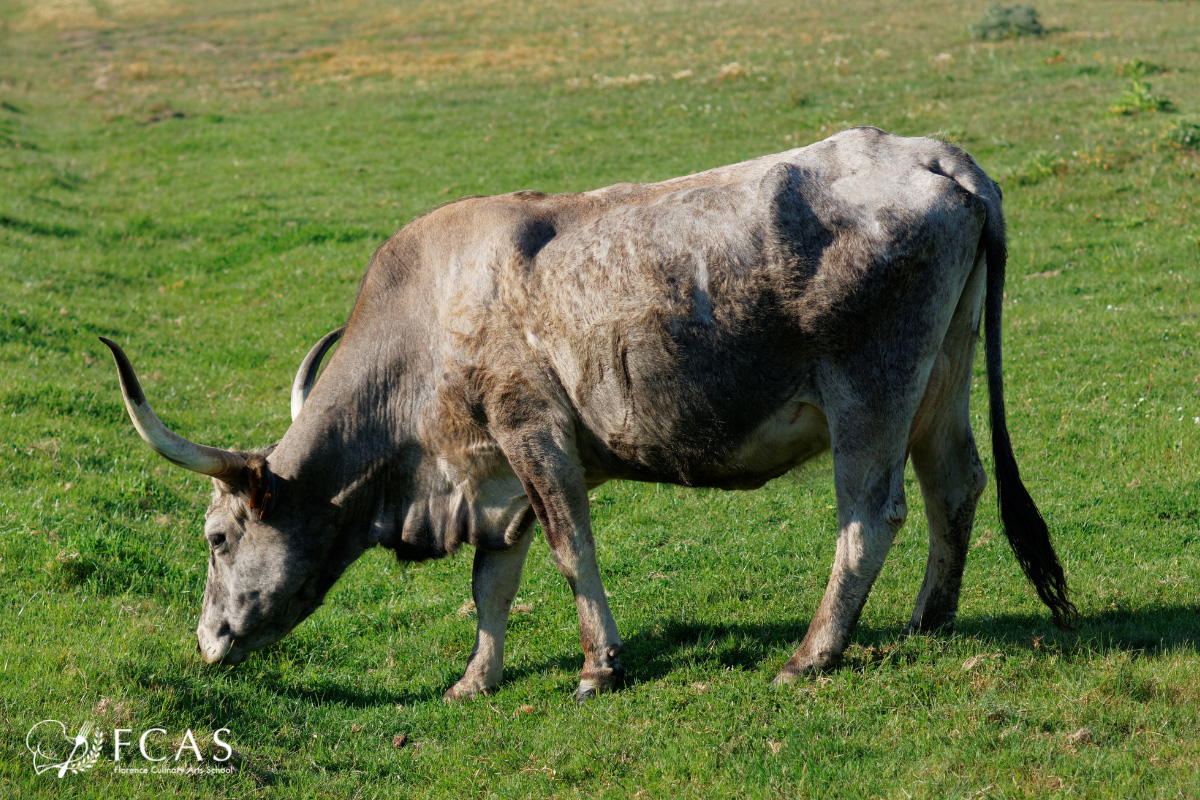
[100, 334, 354, 665]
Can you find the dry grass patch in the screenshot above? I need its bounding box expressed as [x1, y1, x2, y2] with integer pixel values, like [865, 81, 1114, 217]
[17, 0, 113, 30]
[107, 0, 175, 17]
[16, 0, 175, 30]
[290, 39, 562, 84]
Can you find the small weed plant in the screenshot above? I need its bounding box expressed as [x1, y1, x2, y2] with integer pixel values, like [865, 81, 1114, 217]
[1110, 78, 1174, 115]
[1110, 59, 1174, 115]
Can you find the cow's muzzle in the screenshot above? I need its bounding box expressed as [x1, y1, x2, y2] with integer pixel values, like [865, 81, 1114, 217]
[196, 629, 245, 665]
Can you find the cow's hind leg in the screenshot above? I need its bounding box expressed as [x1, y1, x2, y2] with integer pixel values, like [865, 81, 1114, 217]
[445, 527, 536, 700]
[776, 419, 910, 682]
[905, 409, 988, 633]
[905, 356, 988, 632]
[903, 253, 989, 633]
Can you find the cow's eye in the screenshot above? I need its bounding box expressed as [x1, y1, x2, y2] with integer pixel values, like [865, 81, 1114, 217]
[207, 533, 227, 550]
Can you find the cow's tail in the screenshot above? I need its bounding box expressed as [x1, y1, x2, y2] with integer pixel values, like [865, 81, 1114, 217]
[982, 204, 1078, 630]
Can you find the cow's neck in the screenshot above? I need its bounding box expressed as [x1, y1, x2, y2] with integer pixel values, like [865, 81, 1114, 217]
[268, 348, 406, 554]
[268, 344, 532, 563]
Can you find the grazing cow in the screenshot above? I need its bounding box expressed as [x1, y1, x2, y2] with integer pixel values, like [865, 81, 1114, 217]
[102, 127, 1075, 700]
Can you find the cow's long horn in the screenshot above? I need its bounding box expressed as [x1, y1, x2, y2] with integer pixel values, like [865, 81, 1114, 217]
[99, 337, 246, 483]
[290, 326, 344, 421]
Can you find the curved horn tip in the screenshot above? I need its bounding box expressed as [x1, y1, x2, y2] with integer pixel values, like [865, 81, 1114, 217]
[100, 335, 246, 481]
[291, 326, 345, 421]
[98, 336, 148, 406]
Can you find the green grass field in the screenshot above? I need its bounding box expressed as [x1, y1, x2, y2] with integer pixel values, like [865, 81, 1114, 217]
[2, 0, 1198, 796]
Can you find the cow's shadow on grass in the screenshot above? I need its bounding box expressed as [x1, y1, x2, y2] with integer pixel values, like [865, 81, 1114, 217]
[133, 665, 441, 722]
[149, 604, 1198, 716]
[500, 602, 1200, 688]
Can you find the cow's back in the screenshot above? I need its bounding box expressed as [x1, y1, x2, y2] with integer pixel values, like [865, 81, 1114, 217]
[509, 128, 993, 484]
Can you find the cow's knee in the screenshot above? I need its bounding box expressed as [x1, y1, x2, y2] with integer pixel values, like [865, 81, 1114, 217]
[882, 492, 908, 535]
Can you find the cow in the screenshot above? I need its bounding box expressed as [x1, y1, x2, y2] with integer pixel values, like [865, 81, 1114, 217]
[102, 126, 1076, 701]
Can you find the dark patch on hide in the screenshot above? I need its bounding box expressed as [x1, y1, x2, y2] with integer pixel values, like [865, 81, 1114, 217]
[513, 217, 556, 261]
[762, 163, 835, 281]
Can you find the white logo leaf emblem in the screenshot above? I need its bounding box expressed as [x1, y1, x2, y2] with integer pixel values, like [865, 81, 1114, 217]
[26, 720, 103, 777]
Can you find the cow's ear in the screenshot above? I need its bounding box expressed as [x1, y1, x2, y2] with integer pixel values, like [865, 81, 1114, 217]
[245, 454, 278, 519]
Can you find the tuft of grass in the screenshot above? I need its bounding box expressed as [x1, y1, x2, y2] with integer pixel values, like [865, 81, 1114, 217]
[1004, 149, 1069, 185]
[1164, 118, 1200, 150]
[1109, 78, 1174, 115]
[1113, 58, 1167, 78]
[1108, 58, 1173, 115]
[969, 3, 1045, 40]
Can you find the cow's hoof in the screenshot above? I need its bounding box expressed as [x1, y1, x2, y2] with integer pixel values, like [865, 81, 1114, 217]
[774, 650, 839, 685]
[772, 664, 822, 686]
[573, 681, 620, 703]
[574, 664, 626, 702]
[443, 680, 492, 702]
[772, 669, 801, 687]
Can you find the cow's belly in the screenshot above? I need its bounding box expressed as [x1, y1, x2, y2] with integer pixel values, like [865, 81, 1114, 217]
[734, 400, 830, 473]
[715, 400, 831, 489]
[586, 395, 831, 490]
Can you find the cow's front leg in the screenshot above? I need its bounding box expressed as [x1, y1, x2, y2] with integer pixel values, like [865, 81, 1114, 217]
[548, 515, 626, 701]
[506, 436, 624, 701]
[535, 479, 625, 701]
[445, 527, 536, 700]
[776, 445, 909, 683]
